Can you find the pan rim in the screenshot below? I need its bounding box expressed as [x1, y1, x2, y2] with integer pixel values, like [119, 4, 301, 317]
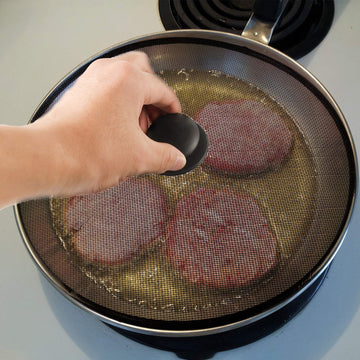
[15, 29, 358, 336]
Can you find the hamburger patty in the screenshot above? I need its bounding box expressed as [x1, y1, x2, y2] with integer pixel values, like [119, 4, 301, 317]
[166, 188, 278, 288]
[65, 177, 167, 265]
[194, 100, 293, 175]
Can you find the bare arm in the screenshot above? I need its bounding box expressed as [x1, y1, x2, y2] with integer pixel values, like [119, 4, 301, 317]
[0, 52, 186, 209]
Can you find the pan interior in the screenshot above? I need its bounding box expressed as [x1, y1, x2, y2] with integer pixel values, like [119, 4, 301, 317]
[17, 38, 355, 329]
[50, 68, 316, 317]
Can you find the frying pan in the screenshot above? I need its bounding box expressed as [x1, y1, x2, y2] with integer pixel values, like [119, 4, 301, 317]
[15, 5, 356, 339]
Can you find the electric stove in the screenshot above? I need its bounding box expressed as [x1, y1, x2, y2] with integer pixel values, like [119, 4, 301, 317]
[1, 1, 359, 359]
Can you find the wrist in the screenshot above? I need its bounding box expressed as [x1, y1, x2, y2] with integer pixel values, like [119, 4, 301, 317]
[30, 112, 104, 198]
[0, 119, 78, 207]
[26, 115, 83, 199]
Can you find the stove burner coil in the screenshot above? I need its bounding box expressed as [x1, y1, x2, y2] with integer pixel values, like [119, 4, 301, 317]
[158, 0, 334, 59]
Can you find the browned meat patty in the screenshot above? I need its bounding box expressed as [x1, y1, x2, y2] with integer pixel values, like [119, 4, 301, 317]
[65, 177, 167, 265]
[166, 188, 278, 288]
[194, 100, 293, 175]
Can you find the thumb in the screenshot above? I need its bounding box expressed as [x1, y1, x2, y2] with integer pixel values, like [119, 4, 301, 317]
[140, 137, 187, 174]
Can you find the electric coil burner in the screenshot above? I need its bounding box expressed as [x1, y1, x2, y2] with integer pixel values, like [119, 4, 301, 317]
[158, 0, 334, 59]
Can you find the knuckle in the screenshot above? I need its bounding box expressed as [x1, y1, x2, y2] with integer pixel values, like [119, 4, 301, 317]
[116, 51, 153, 74]
[86, 58, 109, 72]
[111, 61, 136, 88]
[130, 51, 149, 62]
[90, 167, 120, 193]
[131, 151, 147, 175]
[86, 58, 135, 83]
[126, 51, 151, 67]
[157, 148, 173, 174]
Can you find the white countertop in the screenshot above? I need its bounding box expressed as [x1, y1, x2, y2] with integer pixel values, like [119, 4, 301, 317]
[1, 1, 360, 359]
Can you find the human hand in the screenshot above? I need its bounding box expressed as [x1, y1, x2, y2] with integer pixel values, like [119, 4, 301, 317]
[32, 51, 186, 196]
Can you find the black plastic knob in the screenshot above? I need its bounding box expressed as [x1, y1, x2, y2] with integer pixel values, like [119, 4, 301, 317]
[146, 113, 208, 176]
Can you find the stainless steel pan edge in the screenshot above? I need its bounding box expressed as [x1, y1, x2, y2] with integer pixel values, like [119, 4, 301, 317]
[14, 30, 358, 337]
[13, 199, 356, 338]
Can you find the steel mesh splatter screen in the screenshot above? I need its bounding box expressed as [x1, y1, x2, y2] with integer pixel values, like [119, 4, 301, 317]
[16, 35, 356, 331]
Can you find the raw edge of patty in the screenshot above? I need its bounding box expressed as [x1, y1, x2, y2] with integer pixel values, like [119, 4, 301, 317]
[64, 177, 168, 265]
[166, 188, 278, 289]
[194, 100, 293, 175]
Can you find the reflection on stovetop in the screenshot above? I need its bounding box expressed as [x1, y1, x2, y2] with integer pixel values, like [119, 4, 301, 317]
[108, 267, 328, 359]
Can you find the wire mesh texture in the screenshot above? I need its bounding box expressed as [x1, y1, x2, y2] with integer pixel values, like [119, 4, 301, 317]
[16, 33, 356, 332]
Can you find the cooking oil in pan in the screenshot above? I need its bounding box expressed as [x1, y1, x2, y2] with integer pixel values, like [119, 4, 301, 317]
[156, 69, 317, 256]
[50, 69, 317, 317]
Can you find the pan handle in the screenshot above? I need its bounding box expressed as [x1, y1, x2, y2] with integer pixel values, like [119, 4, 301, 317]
[241, 0, 286, 45]
[253, 0, 284, 22]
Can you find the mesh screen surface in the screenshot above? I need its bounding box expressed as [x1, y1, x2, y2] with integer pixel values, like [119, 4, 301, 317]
[18, 39, 355, 329]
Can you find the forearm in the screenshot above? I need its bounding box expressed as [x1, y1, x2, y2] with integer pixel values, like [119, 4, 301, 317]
[0, 53, 185, 209]
[0, 122, 68, 208]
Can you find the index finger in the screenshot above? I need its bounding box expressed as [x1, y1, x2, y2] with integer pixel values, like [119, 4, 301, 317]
[141, 72, 181, 114]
